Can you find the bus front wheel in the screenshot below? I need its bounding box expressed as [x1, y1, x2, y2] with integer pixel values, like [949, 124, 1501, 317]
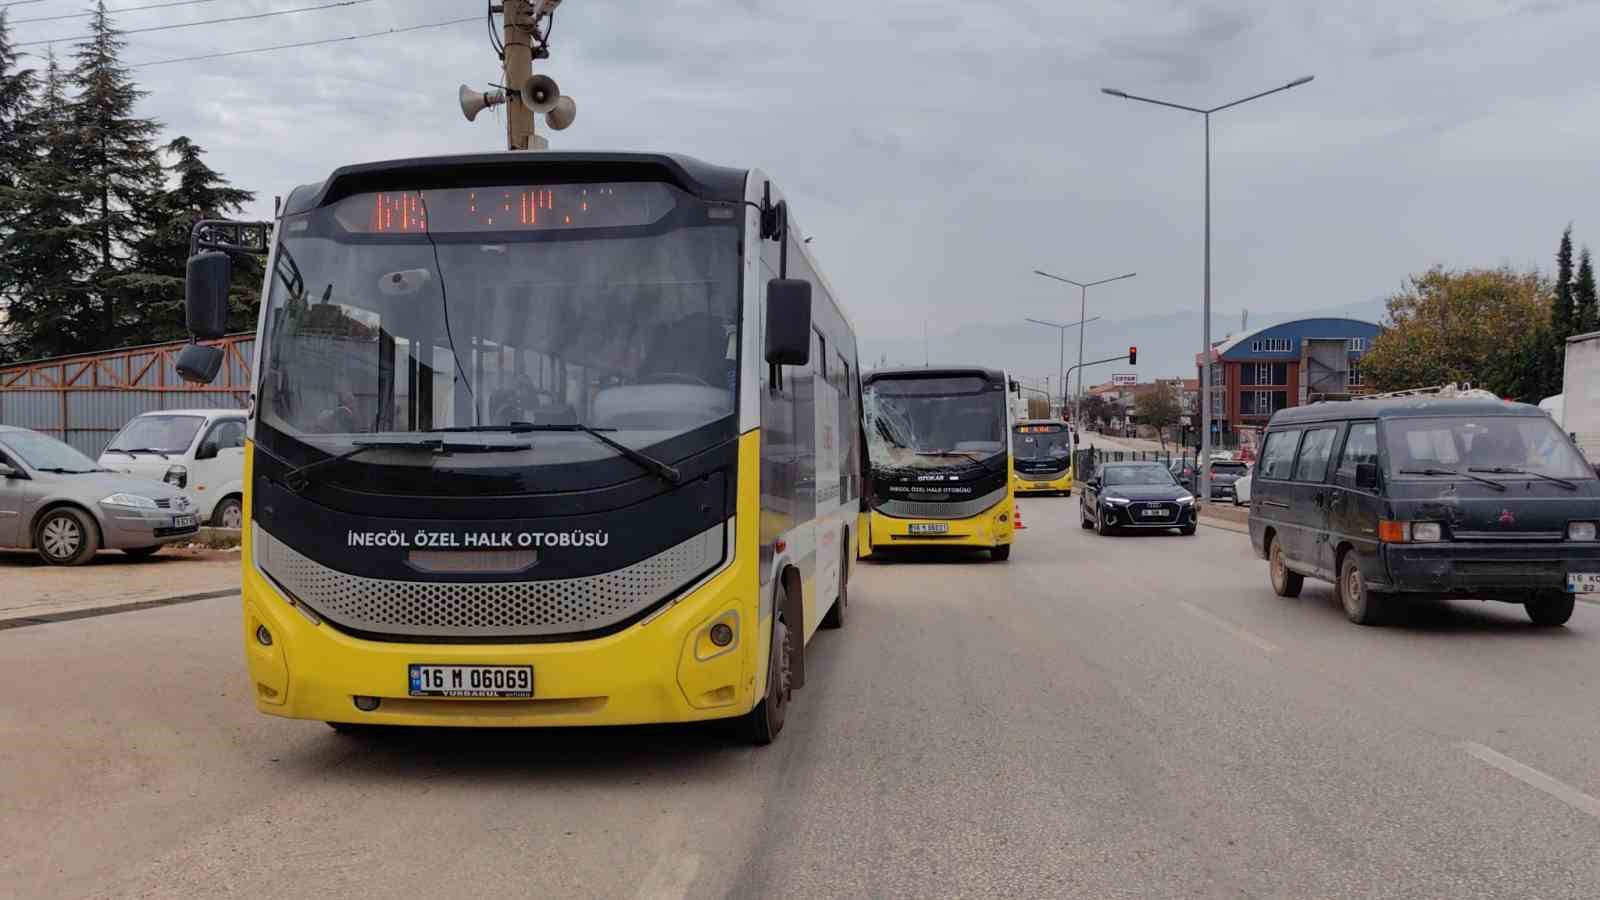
[740, 608, 791, 745]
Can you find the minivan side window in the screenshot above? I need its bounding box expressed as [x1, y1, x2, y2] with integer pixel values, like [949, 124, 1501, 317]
[1336, 422, 1378, 479]
[1293, 427, 1339, 482]
[1258, 429, 1300, 480]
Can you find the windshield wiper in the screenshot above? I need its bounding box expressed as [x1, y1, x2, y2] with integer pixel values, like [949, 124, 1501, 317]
[1469, 466, 1578, 491]
[1399, 466, 1507, 492]
[34, 467, 98, 474]
[106, 447, 169, 459]
[915, 449, 985, 463]
[282, 438, 531, 493]
[501, 423, 683, 486]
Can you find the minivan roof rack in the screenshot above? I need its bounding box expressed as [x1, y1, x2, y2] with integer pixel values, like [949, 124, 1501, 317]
[1350, 382, 1500, 402]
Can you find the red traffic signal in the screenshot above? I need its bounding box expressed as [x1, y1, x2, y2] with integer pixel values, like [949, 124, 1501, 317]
[1128, 346, 1138, 365]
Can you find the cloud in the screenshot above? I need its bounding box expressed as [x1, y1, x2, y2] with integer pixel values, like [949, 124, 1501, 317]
[12, 0, 1599, 377]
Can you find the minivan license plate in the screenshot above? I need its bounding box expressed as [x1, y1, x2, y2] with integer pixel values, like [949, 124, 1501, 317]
[909, 522, 949, 535]
[409, 664, 533, 698]
[1567, 573, 1600, 594]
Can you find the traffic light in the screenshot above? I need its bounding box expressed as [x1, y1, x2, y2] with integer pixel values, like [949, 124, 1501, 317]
[1128, 346, 1138, 365]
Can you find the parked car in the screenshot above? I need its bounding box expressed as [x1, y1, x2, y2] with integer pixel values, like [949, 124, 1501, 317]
[0, 425, 199, 565]
[1249, 396, 1600, 627]
[1232, 464, 1253, 507]
[97, 409, 247, 528]
[1208, 460, 1250, 501]
[1080, 461, 1198, 536]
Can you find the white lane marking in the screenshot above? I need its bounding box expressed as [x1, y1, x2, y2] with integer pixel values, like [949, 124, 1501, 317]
[634, 853, 702, 900]
[1459, 742, 1600, 819]
[1178, 601, 1281, 654]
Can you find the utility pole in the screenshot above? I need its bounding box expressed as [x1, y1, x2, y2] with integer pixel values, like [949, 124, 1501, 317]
[502, 0, 537, 150]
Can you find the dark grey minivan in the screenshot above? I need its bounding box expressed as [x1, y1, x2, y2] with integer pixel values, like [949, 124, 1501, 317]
[1248, 396, 1600, 626]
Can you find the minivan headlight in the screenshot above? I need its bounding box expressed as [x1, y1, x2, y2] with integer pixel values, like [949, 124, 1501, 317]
[101, 492, 159, 510]
[1569, 521, 1598, 542]
[1410, 522, 1444, 543]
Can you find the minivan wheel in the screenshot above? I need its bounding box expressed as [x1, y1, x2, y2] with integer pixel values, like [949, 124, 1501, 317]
[36, 507, 100, 566]
[1525, 592, 1575, 627]
[1338, 552, 1387, 626]
[1268, 537, 1303, 598]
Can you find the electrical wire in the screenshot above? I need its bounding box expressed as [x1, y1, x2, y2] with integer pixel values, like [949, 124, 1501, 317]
[12, 0, 225, 25]
[485, 0, 503, 58]
[129, 16, 477, 67]
[16, 0, 373, 47]
[0, 1, 50, 10]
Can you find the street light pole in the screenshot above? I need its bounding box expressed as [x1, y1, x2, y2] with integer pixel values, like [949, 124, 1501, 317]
[1101, 75, 1312, 502]
[1025, 315, 1102, 417]
[1033, 270, 1136, 434]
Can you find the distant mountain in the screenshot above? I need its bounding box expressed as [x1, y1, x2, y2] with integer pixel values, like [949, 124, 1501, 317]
[860, 298, 1387, 388]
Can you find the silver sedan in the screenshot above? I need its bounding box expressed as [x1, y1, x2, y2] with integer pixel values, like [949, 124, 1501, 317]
[0, 426, 200, 565]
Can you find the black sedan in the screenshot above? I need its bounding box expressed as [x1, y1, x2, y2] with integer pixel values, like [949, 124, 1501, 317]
[1081, 462, 1198, 536]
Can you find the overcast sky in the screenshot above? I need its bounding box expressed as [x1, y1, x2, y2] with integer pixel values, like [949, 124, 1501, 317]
[10, 0, 1600, 374]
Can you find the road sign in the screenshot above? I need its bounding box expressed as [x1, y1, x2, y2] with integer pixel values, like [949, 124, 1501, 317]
[1111, 373, 1137, 386]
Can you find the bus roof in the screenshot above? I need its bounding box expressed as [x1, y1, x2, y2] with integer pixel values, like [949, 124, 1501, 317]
[1269, 396, 1539, 427]
[283, 151, 750, 214]
[863, 366, 1007, 386]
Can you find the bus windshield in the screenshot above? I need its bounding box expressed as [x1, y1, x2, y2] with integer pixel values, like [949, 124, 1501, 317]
[1014, 425, 1071, 461]
[864, 375, 1006, 471]
[256, 181, 740, 494]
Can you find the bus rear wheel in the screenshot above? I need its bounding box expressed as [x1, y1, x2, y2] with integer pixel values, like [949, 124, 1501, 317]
[990, 544, 1011, 561]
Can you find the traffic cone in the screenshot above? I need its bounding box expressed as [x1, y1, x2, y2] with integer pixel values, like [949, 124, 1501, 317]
[1013, 504, 1027, 530]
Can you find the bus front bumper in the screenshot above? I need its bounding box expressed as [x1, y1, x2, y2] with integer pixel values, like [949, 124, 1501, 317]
[240, 551, 762, 729]
[1014, 470, 1073, 494]
[868, 503, 1014, 549]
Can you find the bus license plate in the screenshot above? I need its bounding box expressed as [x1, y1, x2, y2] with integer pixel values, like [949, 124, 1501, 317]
[909, 522, 949, 535]
[408, 664, 533, 698]
[1567, 573, 1600, 594]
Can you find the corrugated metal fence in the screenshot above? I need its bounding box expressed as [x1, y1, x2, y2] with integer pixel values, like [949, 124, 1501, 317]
[0, 335, 253, 456]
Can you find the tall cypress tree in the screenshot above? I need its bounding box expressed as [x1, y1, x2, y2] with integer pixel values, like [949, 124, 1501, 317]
[1575, 248, 1598, 336]
[3, 49, 97, 359]
[1552, 227, 1575, 337]
[69, 0, 163, 344]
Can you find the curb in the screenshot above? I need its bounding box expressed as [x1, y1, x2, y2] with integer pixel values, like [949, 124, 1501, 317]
[0, 588, 239, 633]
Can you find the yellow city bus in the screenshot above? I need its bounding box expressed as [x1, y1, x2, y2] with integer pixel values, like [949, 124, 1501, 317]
[175, 152, 861, 744]
[859, 367, 1016, 561]
[1011, 419, 1075, 495]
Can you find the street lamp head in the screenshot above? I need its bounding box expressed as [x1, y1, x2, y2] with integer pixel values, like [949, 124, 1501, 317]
[1101, 88, 1128, 98]
[1287, 75, 1315, 88]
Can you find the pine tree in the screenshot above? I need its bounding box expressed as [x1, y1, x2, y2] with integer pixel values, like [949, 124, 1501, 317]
[125, 137, 258, 343]
[69, 0, 164, 345]
[1541, 226, 1578, 398]
[0, 11, 35, 192]
[2, 48, 97, 360]
[0, 11, 38, 358]
[1576, 248, 1598, 336]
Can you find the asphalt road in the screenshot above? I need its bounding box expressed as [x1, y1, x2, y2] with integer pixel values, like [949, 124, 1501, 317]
[4, 501, 1600, 898]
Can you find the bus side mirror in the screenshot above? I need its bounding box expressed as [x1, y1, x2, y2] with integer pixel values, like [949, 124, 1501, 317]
[176, 343, 225, 384]
[186, 251, 232, 340]
[1355, 463, 1378, 490]
[765, 278, 811, 366]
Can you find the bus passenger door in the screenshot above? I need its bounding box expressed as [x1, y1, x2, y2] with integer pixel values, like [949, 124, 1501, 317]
[812, 330, 842, 635]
